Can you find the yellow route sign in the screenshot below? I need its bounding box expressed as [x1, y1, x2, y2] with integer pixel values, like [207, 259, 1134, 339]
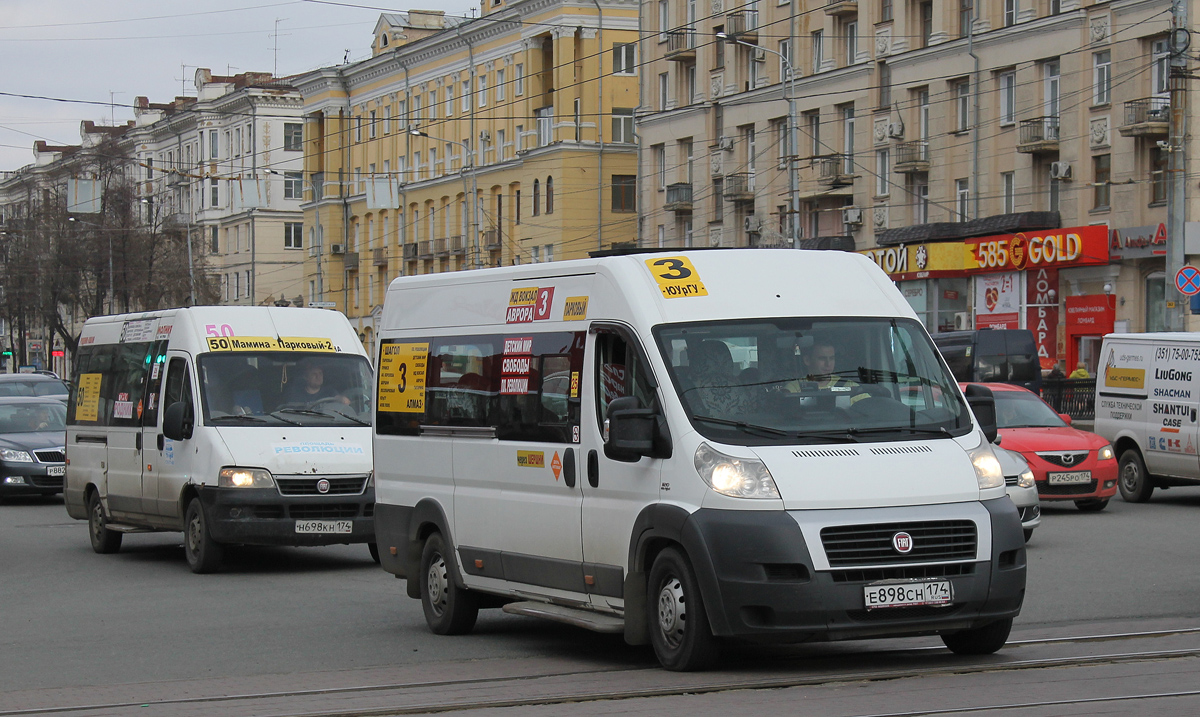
[644, 256, 708, 299]
[379, 342, 429, 413]
[75, 373, 102, 422]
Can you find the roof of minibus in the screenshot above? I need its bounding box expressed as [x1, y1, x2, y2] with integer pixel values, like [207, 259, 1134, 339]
[381, 248, 915, 333]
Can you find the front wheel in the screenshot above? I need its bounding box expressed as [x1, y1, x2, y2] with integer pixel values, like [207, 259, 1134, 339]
[87, 492, 122, 554]
[647, 547, 719, 671]
[368, 542, 381, 564]
[183, 497, 223, 574]
[1023, 528, 1034, 543]
[1075, 498, 1109, 512]
[1118, 450, 1154, 503]
[419, 532, 478, 635]
[942, 617, 1012, 655]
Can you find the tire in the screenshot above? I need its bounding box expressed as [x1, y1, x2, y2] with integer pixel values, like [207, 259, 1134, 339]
[942, 617, 1013, 655]
[87, 492, 122, 554]
[1023, 528, 1034, 543]
[1074, 498, 1109, 512]
[183, 497, 223, 574]
[1118, 450, 1154, 503]
[647, 547, 720, 671]
[368, 542, 381, 564]
[419, 532, 478, 635]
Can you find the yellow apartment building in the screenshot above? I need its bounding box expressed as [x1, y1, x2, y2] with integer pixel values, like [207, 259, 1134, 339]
[294, 4, 641, 348]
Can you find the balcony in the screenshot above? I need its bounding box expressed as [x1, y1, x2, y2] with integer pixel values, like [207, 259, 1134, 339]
[664, 182, 694, 213]
[483, 229, 500, 250]
[402, 243, 418, 260]
[825, 0, 858, 16]
[434, 237, 448, 256]
[1119, 97, 1170, 138]
[418, 239, 433, 259]
[449, 235, 466, 255]
[342, 251, 360, 270]
[665, 29, 697, 61]
[372, 248, 387, 266]
[723, 172, 756, 202]
[894, 140, 931, 174]
[817, 154, 855, 185]
[1017, 116, 1060, 154]
[167, 171, 189, 187]
[725, 11, 759, 43]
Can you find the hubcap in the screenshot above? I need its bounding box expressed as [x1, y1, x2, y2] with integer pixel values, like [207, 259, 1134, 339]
[656, 577, 687, 649]
[90, 502, 103, 542]
[1121, 462, 1140, 492]
[426, 553, 448, 616]
[187, 512, 202, 555]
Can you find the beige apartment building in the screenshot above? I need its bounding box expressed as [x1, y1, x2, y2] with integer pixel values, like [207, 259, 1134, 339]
[639, 0, 1185, 371]
[295, 4, 640, 350]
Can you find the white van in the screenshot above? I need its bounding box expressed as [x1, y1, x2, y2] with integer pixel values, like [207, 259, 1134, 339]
[372, 250, 1026, 670]
[1094, 332, 1200, 502]
[64, 307, 375, 573]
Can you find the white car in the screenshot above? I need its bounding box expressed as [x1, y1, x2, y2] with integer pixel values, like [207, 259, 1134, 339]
[995, 444, 1040, 542]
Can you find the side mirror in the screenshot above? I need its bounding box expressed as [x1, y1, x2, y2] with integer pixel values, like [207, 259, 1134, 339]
[605, 396, 656, 462]
[963, 384, 998, 444]
[162, 401, 194, 441]
[1058, 413, 1073, 426]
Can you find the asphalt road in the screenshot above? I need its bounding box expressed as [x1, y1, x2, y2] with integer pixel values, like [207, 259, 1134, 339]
[3, 487, 1200, 712]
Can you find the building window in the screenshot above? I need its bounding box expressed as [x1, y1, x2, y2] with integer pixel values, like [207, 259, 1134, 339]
[960, 0, 973, 37]
[355, 116, 363, 142]
[1093, 154, 1111, 209]
[811, 30, 824, 72]
[1153, 39, 1170, 95]
[614, 43, 636, 74]
[209, 129, 218, 159]
[1050, 0, 1061, 14]
[478, 76, 487, 107]
[686, 64, 697, 103]
[659, 0, 670, 40]
[1094, 51, 1111, 105]
[920, 2, 933, 47]
[881, 0, 893, 22]
[659, 72, 670, 110]
[1000, 71, 1016, 125]
[211, 180, 219, 207]
[655, 144, 666, 190]
[283, 171, 303, 200]
[497, 69, 506, 101]
[713, 178, 724, 222]
[956, 178, 969, 221]
[284, 123, 302, 151]
[370, 110, 377, 138]
[804, 111, 820, 156]
[536, 107, 553, 146]
[428, 92, 437, 120]
[1003, 171, 1015, 213]
[714, 26, 725, 69]
[574, 98, 582, 141]
[1152, 146, 1169, 203]
[844, 21, 858, 66]
[546, 176, 554, 214]
[779, 39, 792, 80]
[533, 179, 540, 216]
[1004, 0, 1018, 26]
[445, 86, 454, 116]
[462, 81, 471, 112]
[915, 181, 929, 223]
[515, 64, 524, 95]
[612, 108, 635, 143]
[284, 222, 303, 249]
[956, 80, 970, 131]
[210, 226, 219, 253]
[1049, 177, 1061, 212]
[878, 62, 891, 107]
[876, 149, 889, 196]
[612, 175, 636, 212]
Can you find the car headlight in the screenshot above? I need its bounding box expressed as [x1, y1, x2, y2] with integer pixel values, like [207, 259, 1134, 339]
[1017, 469, 1035, 489]
[968, 443, 1005, 491]
[694, 443, 780, 499]
[1, 449, 33, 463]
[218, 467, 274, 488]
[1097, 444, 1115, 461]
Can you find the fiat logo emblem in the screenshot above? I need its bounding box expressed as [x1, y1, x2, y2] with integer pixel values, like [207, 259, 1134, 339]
[316, 479, 331, 494]
[892, 532, 913, 553]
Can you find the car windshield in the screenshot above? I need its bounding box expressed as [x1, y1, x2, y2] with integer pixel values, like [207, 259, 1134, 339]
[197, 352, 373, 427]
[0, 401, 68, 433]
[994, 391, 1066, 429]
[654, 317, 972, 445]
[0, 380, 69, 398]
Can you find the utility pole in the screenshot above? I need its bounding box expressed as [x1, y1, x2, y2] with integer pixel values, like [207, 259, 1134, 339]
[1166, 0, 1189, 331]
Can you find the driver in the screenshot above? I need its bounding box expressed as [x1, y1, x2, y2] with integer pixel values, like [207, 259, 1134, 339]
[286, 361, 350, 406]
[785, 338, 868, 407]
[25, 405, 53, 431]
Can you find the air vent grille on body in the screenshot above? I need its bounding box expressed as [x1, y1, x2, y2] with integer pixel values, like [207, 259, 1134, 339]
[791, 448, 862, 458]
[868, 445, 934, 456]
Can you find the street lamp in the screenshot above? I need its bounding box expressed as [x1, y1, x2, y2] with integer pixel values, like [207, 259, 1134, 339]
[716, 32, 799, 249]
[410, 128, 481, 269]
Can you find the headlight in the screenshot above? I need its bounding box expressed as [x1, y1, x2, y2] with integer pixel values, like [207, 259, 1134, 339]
[694, 443, 780, 499]
[968, 443, 1005, 490]
[1, 449, 33, 463]
[1017, 469, 1035, 489]
[218, 467, 274, 488]
[1097, 444, 1115, 461]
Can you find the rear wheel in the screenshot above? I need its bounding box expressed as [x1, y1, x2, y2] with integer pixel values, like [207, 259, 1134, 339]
[87, 492, 122, 554]
[368, 542, 381, 564]
[183, 497, 223, 574]
[647, 547, 719, 671]
[1118, 450, 1154, 503]
[1074, 498, 1109, 512]
[942, 617, 1013, 655]
[419, 532, 478, 635]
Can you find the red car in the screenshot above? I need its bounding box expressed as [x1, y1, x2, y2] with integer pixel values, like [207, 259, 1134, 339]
[961, 383, 1118, 511]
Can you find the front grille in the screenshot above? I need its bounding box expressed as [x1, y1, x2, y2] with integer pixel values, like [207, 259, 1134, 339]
[288, 503, 359, 519]
[1004, 475, 1019, 486]
[253, 505, 284, 519]
[276, 475, 368, 496]
[821, 520, 977, 566]
[363, 503, 375, 518]
[28, 474, 63, 489]
[1036, 451, 1090, 468]
[34, 449, 64, 463]
[830, 562, 976, 583]
[1040, 479, 1097, 496]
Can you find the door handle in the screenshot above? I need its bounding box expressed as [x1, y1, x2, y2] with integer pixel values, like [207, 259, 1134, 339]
[587, 449, 599, 488]
[157, 434, 165, 451]
[135, 433, 142, 452]
[563, 448, 576, 488]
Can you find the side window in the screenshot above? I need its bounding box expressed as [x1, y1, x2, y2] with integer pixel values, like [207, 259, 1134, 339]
[975, 331, 1007, 382]
[68, 346, 100, 426]
[595, 332, 657, 424]
[162, 358, 194, 416]
[105, 342, 153, 427]
[141, 340, 169, 427]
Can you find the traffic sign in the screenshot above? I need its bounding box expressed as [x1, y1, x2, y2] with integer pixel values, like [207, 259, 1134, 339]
[1175, 266, 1200, 296]
[308, 302, 337, 308]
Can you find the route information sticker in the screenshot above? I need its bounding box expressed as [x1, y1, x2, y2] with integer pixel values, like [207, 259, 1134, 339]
[378, 342, 429, 413]
[645, 256, 708, 299]
[75, 373, 102, 422]
[205, 336, 336, 352]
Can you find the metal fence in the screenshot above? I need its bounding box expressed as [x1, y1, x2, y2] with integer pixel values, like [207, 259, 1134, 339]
[1040, 378, 1096, 420]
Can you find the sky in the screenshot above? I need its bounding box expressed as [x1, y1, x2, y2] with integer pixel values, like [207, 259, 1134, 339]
[0, 0, 479, 172]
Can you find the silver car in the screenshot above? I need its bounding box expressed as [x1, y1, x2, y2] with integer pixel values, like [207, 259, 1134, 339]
[995, 443, 1040, 542]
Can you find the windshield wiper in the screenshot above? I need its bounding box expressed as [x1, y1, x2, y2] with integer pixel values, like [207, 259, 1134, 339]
[209, 414, 270, 423]
[314, 407, 370, 426]
[691, 414, 792, 438]
[844, 426, 953, 438]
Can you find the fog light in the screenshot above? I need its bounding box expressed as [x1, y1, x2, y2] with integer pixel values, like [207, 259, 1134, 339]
[229, 507, 242, 518]
[3, 476, 26, 485]
[1104, 480, 1116, 489]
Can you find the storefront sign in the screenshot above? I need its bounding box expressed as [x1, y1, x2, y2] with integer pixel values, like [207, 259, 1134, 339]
[1110, 223, 1167, 260]
[1026, 268, 1059, 370]
[860, 242, 965, 281]
[964, 225, 1109, 273]
[974, 272, 1020, 329]
[1066, 294, 1116, 334]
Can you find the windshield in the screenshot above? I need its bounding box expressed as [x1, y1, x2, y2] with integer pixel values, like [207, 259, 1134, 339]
[197, 352, 373, 427]
[0, 401, 67, 433]
[0, 380, 69, 398]
[995, 391, 1066, 428]
[654, 317, 972, 445]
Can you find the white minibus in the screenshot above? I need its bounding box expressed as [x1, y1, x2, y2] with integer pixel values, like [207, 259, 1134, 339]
[372, 250, 1026, 670]
[64, 306, 375, 573]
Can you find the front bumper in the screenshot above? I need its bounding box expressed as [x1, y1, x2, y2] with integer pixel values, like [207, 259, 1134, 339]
[197, 485, 375, 546]
[680, 498, 1026, 643]
[0, 462, 64, 495]
[1031, 460, 1118, 502]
